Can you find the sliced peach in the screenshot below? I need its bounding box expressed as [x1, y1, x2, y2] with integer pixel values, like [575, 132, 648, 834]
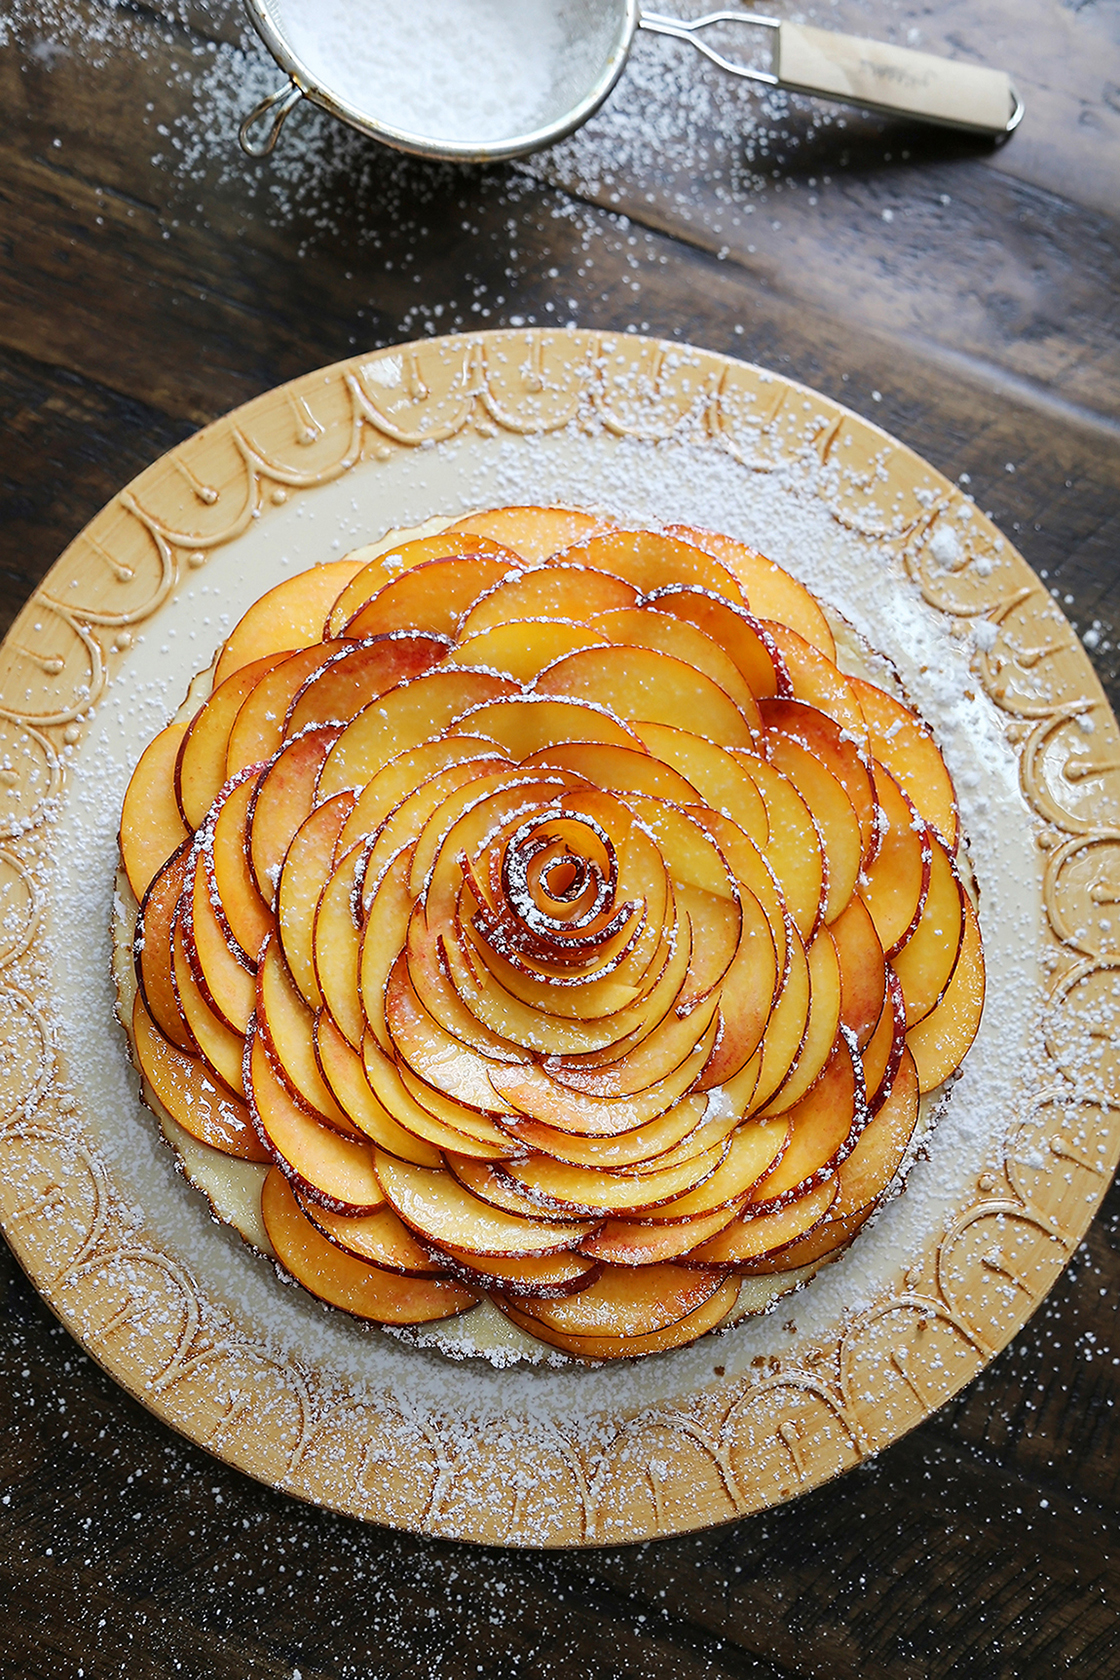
[489, 1035, 713, 1137]
[637, 1117, 790, 1223]
[891, 834, 965, 1028]
[357, 847, 414, 1050]
[765, 734, 861, 923]
[458, 563, 639, 637]
[849, 675, 959, 851]
[830, 895, 886, 1048]
[579, 1201, 746, 1265]
[507, 1259, 729, 1338]
[445, 1154, 591, 1222]
[550, 984, 721, 1101]
[386, 949, 526, 1104]
[629, 725, 768, 847]
[176, 655, 280, 831]
[450, 618, 607, 682]
[436, 1245, 601, 1298]
[440, 778, 642, 943]
[591, 608, 762, 729]
[339, 551, 519, 640]
[761, 697, 877, 863]
[256, 937, 355, 1134]
[325, 535, 519, 634]
[438, 905, 680, 1059]
[225, 643, 347, 776]
[214, 560, 368, 683]
[759, 927, 841, 1116]
[449, 695, 642, 758]
[313, 1013, 442, 1167]
[832, 1046, 919, 1216]
[261, 1168, 477, 1322]
[760, 621, 867, 745]
[462, 863, 647, 1001]
[396, 1059, 525, 1154]
[906, 893, 984, 1091]
[453, 862, 685, 1031]
[170, 913, 245, 1095]
[121, 721, 190, 899]
[615, 794, 737, 899]
[248, 725, 340, 904]
[686, 810, 789, 987]
[338, 734, 510, 856]
[734, 752, 825, 942]
[312, 842, 365, 1047]
[317, 669, 518, 798]
[535, 645, 755, 749]
[520, 740, 692, 805]
[740, 1206, 861, 1274]
[451, 910, 688, 1075]
[414, 770, 590, 918]
[498, 1136, 729, 1218]
[497, 1091, 711, 1169]
[750, 1033, 863, 1210]
[694, 887, 779, 1086]
[558, 530, 748, 607]
[456, 807, 672, 1004]
[859, 765, 930, 957]
[663, 525, 836, 657]
[689, 1176, 838, 1265]
[706, 1047, 763, 1127]
[750, 1049, 919, 1271]
[132, 991, 268, 1161]
[751, 923, 810, 1115]
[367, 1008, 513, 1150]
[360, 757, 510, 902]
[135, 844, 193, 1052]
[284, 632, 449, 737]
[446, 504, 617, 563]
[297, 1194, 449, 1277]
[182, 851, 255, 1035]
[641, 586, 790, 699]
[247, 1031, 383, 1214]
[374, 1151, 597, 1256]
[277, 792, 355, 1007]
[629, 1101, 743, 1171]
[208, 768, 272, 965]
[499, 1274, 740, 1360]
[860, 971, 906, 1111]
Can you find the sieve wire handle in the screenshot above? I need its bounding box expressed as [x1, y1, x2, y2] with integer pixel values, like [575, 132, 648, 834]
[239, 77, 303, 158]
[640, 11, 780, 87]
[638, 12, 1023, 136]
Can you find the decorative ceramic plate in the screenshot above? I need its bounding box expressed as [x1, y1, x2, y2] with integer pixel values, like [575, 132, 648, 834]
[1, 329, 1117, 1548]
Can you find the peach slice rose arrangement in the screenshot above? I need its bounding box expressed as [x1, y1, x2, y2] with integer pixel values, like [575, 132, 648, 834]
[118, 506, 984, 1361]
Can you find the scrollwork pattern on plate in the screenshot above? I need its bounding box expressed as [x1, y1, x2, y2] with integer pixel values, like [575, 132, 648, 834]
[0, 330, 1117, 1546]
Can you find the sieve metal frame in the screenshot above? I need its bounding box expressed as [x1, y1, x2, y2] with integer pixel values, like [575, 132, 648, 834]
[240, 0, 639, 163]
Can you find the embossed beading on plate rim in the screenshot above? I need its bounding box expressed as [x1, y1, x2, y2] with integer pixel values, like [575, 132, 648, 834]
[0, 328, 1117, 1548]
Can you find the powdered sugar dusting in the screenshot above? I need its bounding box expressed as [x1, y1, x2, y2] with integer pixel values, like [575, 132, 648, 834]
[269, 0, 588, 146]
[39, 390, 1039, 1430]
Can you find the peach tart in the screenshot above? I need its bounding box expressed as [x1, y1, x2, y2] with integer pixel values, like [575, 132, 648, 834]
[115, 506, 985, 1361]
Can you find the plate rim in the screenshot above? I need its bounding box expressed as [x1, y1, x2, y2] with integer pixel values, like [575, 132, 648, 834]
[0, 326, 1117, 1548]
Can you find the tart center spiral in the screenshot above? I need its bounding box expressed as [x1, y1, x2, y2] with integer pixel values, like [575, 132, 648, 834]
[119, 506, 985, 1361]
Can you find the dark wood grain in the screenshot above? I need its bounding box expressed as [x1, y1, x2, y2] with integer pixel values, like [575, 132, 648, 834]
[1, 1, 1119, 1675]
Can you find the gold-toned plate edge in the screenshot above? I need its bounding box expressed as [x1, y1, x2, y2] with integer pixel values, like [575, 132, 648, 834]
[0, 327, 1116, 1547]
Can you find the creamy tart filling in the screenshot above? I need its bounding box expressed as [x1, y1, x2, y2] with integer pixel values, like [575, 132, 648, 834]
[114, 508, 984, 1363]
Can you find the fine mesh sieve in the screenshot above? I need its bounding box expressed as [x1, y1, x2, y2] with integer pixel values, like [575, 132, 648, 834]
[239, 1, 1023, 162]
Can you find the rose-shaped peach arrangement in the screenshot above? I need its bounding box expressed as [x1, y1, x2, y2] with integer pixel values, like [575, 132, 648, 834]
[118, 506, 984, 1361]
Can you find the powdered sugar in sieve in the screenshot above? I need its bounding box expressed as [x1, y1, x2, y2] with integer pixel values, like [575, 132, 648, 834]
[239, 0, 1023, 164]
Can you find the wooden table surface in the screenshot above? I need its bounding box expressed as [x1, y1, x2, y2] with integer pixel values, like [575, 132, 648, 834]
[2, 2, 1118, 1675]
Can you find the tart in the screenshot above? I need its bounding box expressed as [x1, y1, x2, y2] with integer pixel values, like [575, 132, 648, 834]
[115, 505, 985, 1361]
